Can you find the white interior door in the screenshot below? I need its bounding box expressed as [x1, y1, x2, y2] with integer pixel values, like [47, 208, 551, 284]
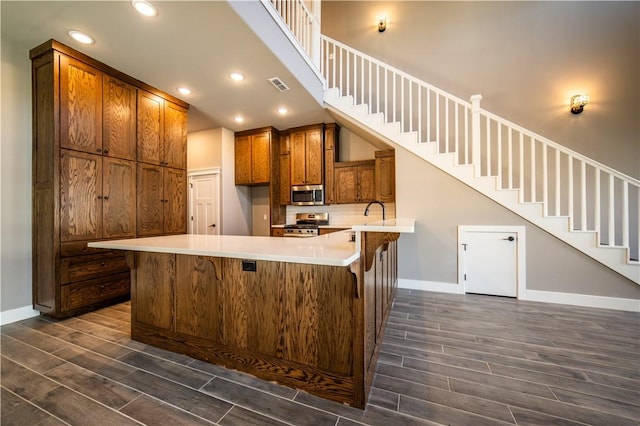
[189, 172, 220, 235]
[462, 230, 518, 297]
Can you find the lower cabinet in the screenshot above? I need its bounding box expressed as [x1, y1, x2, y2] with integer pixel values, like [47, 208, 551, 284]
[137, 164, 187, 236]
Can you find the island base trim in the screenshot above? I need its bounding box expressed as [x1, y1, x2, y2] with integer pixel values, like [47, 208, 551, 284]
[131, 322, 359, 407]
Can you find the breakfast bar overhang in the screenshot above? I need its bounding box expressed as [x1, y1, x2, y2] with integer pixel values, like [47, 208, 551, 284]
[89, 220, 414, 408]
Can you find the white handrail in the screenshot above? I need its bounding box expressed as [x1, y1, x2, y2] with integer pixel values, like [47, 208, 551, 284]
[267, 0, 318, 66]
[320, 34, 639, 262]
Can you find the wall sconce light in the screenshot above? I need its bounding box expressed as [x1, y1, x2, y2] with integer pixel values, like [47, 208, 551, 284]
[378, 16, 387, 32]
[570, 94, 589, 114]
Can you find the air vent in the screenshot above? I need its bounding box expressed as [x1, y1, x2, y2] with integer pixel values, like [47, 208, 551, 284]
[268, 77, 290, 92]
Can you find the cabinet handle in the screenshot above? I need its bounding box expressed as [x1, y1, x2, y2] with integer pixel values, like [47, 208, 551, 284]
[103, 196, 109, 200]
[97, 195, 103, 200]
[100, 262, 106, 266]
[96, 148, 102, 153]
[103, 149, 110, 154]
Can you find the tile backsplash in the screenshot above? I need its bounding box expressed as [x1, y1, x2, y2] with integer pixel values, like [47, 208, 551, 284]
[286, 203, 396, 226]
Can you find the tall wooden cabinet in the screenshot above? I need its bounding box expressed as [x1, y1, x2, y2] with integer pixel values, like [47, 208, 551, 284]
[31, 40, 189, 317]
[290, 124, 324, 186]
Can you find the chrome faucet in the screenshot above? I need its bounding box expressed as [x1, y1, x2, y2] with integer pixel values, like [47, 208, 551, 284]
[364, 200, 386, 220]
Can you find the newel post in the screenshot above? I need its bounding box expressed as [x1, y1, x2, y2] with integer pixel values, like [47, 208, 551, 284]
[470, 94, 483, 178]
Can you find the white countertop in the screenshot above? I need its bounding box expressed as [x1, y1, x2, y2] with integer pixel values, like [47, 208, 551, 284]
[89, 219, 415, 267]
[88, 230, 359, 267]
[351, 218, 415, 233]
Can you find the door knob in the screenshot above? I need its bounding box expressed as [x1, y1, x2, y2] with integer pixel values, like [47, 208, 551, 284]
[209, 224, 216, 228]
[503, 236, 515, 241]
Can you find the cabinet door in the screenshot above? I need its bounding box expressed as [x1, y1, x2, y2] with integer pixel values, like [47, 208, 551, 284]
[137, 163, 163, 236]
[305, 129, 324, 185]
[164, 101, 188, 169]
[334, 166, 357, 204]
[375, 151, 395, 202]
[358, 164, 376, 202]
[137, 90, 164, 165]
[251, 132, 271, 184]
[164, 167, 187, 234]
[234, 135, 252, 185]
[280, 154, 291, 205]
[290, 131, 307, 186]
[103, 158, 136, 238]
[135, 252, 174, 330]
[59, 56, 102, 154]
[60, 150, 102, 242]
[103, 75, 136, 160]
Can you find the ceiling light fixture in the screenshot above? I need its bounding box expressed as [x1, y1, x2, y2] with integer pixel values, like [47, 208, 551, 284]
[177, 87, 191, 95]
[68, 30, 95, 45]
[234, 115, 245, 123]
[229, 72, 245, 81]
[132, 0, 158, 17]
[277, 107, 288, 115]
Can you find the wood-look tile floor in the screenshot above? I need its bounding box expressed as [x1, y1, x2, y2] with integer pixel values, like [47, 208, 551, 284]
[2, 289, 639, 425]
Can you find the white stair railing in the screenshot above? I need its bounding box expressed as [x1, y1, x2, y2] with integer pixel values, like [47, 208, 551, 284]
[266, 0, 320, 68]
[321, 35, 640, 265]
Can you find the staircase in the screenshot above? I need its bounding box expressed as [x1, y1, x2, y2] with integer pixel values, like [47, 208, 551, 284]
[319, 35, 639, 284]
[261, 1, 639, 284]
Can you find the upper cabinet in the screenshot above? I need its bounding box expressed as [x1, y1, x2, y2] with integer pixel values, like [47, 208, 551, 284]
[334, 160, 376, 204]
[290, 124, 323, 186]
[59, 55, 103, 154]
[137, 90, 187, 169]
[103, 75, 137, 161]
[375, 150, 395, 203]
[234, 128, 276, 185]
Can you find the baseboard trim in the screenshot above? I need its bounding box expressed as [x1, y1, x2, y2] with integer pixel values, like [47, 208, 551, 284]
[398, 278, 639, 312]
[0, 305, 39, 326]
[522, 289, 640, 313]
[398, 279, 464, 294]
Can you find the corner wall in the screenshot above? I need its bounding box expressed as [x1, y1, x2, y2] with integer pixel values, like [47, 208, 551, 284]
[1, 37, 36, 319]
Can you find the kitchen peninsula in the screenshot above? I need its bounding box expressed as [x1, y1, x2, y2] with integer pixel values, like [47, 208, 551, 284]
[89, 220, 414, 408]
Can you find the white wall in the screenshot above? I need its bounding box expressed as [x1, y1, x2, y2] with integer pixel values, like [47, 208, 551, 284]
[1, 38, 34, 314]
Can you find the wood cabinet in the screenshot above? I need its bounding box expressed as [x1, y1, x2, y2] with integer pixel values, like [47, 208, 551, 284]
[60, 151, 136, 242]
[137, 164, 187, 237]
[334, 160, 376, 204]
[279, 132, 291, 205]
[290, 124, 324, 186]
[235, 128, 273, 185]
[375, 150, 395, 202]
[31, 39, 188, 317]
[137, 90, 187, 169]
[323, 123, 339, 204]
[271, 227, 285, 237]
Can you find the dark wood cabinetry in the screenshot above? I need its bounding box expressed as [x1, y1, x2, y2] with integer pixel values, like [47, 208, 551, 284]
[375, 150, 395, 202]
[290, 124, 324, 186]
[31, 39, 188, 317]
[279, 132, 291, 205]
[234, 128, 273, 185]
[136, 164, 186, 237]
[334, 160, 376, 204]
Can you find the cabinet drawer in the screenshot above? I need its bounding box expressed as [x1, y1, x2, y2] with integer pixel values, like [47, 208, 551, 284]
[61, 273, 130, 312]
[61, 253, 129, 283]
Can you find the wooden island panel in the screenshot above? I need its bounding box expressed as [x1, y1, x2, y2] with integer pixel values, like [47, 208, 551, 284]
[127, 232, 399, 408]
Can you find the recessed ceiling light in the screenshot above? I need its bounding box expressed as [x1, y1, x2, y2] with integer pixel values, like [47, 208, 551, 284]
[234, 115, 245, 123]
[68, 30, 94, 45]
[277, 107, 288, 115]
[132, 0, 157, 17]
[177, 87, 191, 95]
[229, 72, 245, 81]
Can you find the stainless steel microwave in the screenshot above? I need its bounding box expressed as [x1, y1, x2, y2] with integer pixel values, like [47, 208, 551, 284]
[291, 185, 324, 206]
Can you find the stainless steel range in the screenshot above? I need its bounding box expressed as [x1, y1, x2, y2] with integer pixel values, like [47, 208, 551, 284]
[283, 213, 329, 237]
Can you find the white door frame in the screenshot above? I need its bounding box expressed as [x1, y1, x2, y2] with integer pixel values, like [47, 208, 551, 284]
[188, 168, 221, 235]
[458, 225, 526, 298]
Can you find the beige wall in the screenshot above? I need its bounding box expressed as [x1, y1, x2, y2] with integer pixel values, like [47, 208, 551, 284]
[322, 1, 639, 179]
[1, 37, 33, 313]
[187, 128, 252, 236]
[323, 1, 640, 298]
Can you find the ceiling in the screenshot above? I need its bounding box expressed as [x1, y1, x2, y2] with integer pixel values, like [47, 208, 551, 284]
[1, 1, 332, 133]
